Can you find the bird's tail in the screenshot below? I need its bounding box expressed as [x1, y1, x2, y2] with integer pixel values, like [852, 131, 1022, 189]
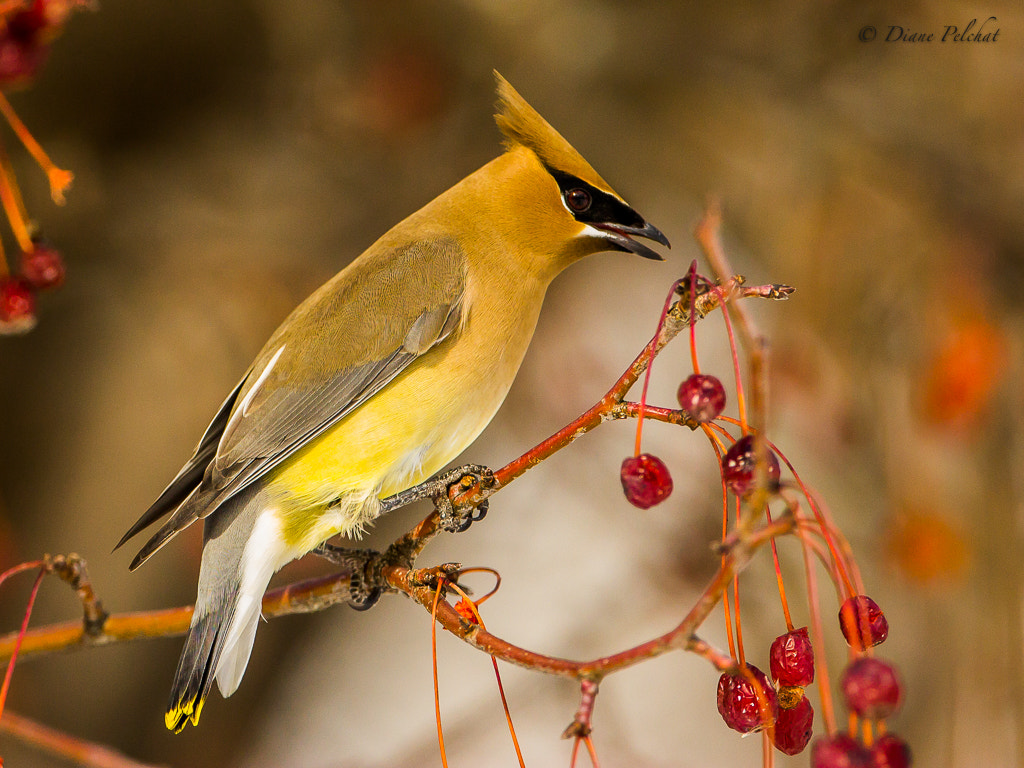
[165, 486, 286, 732]
[165, 593, 239, 732]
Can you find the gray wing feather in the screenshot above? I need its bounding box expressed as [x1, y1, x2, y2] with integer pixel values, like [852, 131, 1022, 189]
[202, 302, 462, 510]
[121, 237, 466, 567]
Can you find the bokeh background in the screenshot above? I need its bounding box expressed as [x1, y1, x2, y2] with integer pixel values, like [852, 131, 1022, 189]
[1, 1, 1022, 766]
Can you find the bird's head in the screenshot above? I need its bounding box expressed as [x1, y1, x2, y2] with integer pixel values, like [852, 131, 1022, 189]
[491, 72, 669, 271]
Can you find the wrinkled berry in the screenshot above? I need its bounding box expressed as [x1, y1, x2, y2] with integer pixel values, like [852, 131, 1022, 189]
[677, 373, 726, 423]
[770, 626, 815, 687]
[811, 734, 872, 767]
[620, 453, 673, 509]
[870, 733, 912, 767]
[772, 694, 814, 756]
[839, 595, 889, 650]
[721, 434, 781, 496]
[716, 664, 778, 734]
[841, 657, 902, 719]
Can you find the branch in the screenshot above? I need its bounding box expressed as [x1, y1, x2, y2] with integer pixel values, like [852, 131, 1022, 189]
[383, 513, 795, 681]
[0, 710, 164, 768]
[0, 271, 791, 664]
[0, 569, 358, 663]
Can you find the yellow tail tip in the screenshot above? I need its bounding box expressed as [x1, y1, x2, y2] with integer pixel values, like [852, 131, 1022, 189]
[165, 697, 204, 733]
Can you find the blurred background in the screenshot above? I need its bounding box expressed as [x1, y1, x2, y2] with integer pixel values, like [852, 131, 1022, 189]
[0, 0, 1021, 765]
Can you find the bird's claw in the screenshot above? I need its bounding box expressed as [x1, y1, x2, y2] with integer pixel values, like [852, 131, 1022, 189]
[313, 543, 383, 610]
[433, 465, 493, 533]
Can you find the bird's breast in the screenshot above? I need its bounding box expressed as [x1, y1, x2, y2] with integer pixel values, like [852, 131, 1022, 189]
[268, 271, 547, 540]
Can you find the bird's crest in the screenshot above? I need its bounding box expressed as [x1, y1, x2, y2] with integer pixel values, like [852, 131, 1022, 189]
[494, 71, 613, 193]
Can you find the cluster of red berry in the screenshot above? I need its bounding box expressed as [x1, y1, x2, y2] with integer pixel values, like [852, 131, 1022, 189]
[616, 267, 911, 765]
[0, 0, 83, 335]
[812, 595, 909, 767]
[0, 238, 63, 331]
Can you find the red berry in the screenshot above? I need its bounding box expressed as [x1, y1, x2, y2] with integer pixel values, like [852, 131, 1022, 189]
[772, 694, 814, 755]
[811, 734, 872, 767]
[871, 733, 912, 768]
[0, 276, 36, 333]
[620, 453, 672, 509]
[716, 665, 778, 734]
[770, 626, 815, 687]
[20, 243, 65, 289]
[840, 657, 902, 719]
[677, 373, 726, 423]
[0, 6, 51, 88]
[721, 434, 781, 496]
[839, 595, 889, 650]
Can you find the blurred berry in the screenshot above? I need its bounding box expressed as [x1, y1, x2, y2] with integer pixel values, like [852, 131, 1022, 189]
[771, 694, 814, 755]
[920, 318, 1006, 430]
[770, 626, 815, 687]
[840, 657, 902, 719]
[0, 27, 49, 88]
[721, 434, 781, 496]
[677, 373, 726, 422]
[886, 507, 969, 585]
[620, 453, 673, 509]
[839, 595, 889, 650]
[20, 242, 65, 289]
[870, 733, 912, 767]
[811, 734, 872, 767]
[716, 665, 778, 734]
[0, 275, 36, 333]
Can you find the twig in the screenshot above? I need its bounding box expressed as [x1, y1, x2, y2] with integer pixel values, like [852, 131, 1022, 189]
[0, 710, 164, 768]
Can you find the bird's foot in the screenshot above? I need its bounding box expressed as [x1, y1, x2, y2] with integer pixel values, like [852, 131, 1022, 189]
[379, 463, 495, 533]
[312, 544, 383, 610]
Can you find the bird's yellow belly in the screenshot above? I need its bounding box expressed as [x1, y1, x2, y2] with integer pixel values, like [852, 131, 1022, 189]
[266, 341, 516, 548]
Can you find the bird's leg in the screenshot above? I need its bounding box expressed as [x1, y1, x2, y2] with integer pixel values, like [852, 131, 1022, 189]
[379, 463, 494, 533]
[312, 544, 383, 610]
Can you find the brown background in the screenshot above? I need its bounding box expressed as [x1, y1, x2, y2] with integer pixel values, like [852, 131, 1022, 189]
[1, 1, 1021, 766]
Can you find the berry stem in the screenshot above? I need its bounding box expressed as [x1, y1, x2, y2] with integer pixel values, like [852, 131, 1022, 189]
[687, 260, 701, 374]
[714, 284, 748, 433]
[430, 578, 450, 768]
[711, 430, 739, 660]
[762, 731, 774, 768]
[720, 417, 859, 599]
[0, 92, 74, 204]
[765, 504, 795, 632]
[633, 279, 684, 456]
[795, 500, 838, 736]
[0, 139, 33, 252]
[732, 571, 745, 666]
[0, 564, 46, 721]
[445, 580, 526, 768]
[861, 717, 875, 748]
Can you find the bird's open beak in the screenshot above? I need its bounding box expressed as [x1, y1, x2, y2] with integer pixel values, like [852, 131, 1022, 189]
[594, 220, 671, 261]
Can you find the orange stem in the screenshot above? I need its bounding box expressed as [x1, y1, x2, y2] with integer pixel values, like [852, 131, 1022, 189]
[633, 280, 683, 455]
[431, 578, 449, 768]
[688, 260, 701, 374]
[0, 91, 74, 204]
[0, 138, 33, 251]
[765, 504, 794, 631]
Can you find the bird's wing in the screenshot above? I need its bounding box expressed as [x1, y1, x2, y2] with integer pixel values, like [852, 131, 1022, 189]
[121, 237, 467, 568]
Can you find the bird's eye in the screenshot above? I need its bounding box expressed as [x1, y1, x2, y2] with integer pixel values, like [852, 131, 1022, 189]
[565, 187, 592, 213]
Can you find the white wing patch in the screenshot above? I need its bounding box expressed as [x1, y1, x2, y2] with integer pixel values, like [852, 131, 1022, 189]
[240, 344, 286, 417]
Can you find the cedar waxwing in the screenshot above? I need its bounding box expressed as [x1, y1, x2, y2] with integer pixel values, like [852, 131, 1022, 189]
[117, 72, 669, 732]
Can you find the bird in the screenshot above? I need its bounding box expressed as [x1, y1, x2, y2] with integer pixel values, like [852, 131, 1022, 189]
[116, 71, 669, 732]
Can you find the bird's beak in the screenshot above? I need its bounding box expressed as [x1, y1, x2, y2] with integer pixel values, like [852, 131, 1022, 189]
[594, 220, 671, 261]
